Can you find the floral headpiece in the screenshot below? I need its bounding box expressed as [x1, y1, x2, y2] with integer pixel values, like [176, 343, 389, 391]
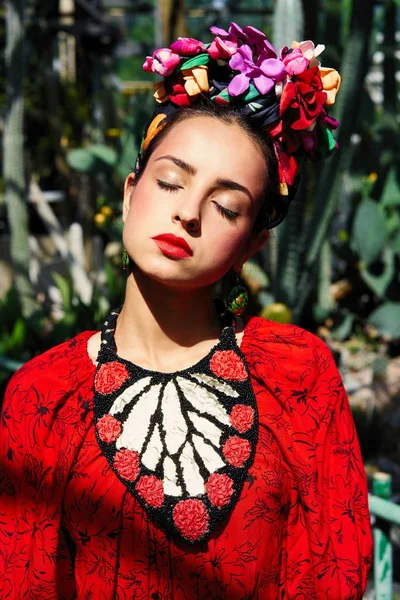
[136, 22, 341, 229]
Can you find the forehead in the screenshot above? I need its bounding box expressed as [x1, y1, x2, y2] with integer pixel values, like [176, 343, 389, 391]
[149, 116, 267, 191]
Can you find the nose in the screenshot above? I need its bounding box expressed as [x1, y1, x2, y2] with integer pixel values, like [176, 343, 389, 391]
[172, 202, 201, 233]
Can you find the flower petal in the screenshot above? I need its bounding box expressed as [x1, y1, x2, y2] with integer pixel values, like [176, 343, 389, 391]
[228, 73, 250, 96]
[253, 74, 275, 95]
[258, 57, 286, 80]
[210, 25, 229, 37]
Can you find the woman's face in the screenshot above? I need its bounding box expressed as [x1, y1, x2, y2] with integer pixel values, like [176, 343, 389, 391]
[123, 115, 268, 289]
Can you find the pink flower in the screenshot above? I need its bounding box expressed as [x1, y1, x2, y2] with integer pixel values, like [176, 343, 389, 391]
[230, 405, 254, 433]
[282, 47, 309, 76]
[113, 449, 140, 482]
[143, 48, 181, 77]
[170, 37, 206, 56]
[292, 40, 325, 68]
[223, 436, 251, 467]
[210, 350, 247, 381]
[208, 36, 238, 60]
[136, 475, 164, 508]
[206, 473, 234, 507]
[96, 414, 122, 443]
[173, 499, 209, 541]
[95, 361, 129, 394]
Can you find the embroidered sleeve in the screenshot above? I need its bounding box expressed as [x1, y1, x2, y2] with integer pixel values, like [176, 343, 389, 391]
[0, 334, 95, 599]
[283, 340, 373, 599]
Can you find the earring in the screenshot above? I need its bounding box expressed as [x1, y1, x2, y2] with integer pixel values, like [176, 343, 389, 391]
[121, 247, 130, 270]
[226, 271, 249, 316]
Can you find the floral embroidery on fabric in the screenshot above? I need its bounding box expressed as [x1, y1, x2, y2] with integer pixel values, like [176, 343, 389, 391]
[205, 473, 234, 507]
[113, 449, 140, 481]
[230, 404, 254, 433]
[223, 436, 251, 467]
[136, 475, 164, 508]
[95, 361, 129, 394]
[172, 499, 209, 541]
[210, 350, 247, 381]
[96, 414, 122, 443]
[93, 307, 258, 544]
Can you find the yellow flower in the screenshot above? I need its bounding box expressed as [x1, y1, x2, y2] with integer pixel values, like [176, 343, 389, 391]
[94, 213, 106, 227]
[153, 81, 169, 104]
[181, 65, 209, 97]
[319, 67, 342, 106]
[101, 206, 113, 217]
[368, 172, 378, 183]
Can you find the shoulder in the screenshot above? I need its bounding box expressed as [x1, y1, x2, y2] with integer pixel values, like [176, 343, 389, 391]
[8, 330, 96, 386]
[242, 316, 340, 393]
[3, 331, 97, 416]
[243, 315, 332, 356]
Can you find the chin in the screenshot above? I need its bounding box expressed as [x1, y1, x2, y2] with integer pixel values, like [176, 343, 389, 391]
[129, 254, 226, 290]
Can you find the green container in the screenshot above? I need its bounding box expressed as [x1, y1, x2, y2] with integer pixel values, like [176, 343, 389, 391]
[373, 472, 392, 499]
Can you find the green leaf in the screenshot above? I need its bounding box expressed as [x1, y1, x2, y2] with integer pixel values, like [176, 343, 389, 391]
[360, 247, 395, 298]
[180, 53, 210, 70]
[330, 310, 355, 341]
[318, 127, 336, 157]
[52, 273, 72, 313]
[242, 84, 260, 102]
[381, 168, 400, 207]
[67, 148, 97, 172]
[351, 199, 386, 267]
[89, 144, 118, 167]
[367, 302, 400, 338]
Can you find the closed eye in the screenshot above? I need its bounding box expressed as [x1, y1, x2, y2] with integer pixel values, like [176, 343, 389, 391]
[157, 179, 181, 193]
[213, 202, 239, 222]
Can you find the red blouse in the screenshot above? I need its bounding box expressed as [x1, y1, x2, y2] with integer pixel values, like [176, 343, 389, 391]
[0, 317, 372, 599]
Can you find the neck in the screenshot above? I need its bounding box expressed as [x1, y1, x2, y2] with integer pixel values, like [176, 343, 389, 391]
[116, 270, 222, 361]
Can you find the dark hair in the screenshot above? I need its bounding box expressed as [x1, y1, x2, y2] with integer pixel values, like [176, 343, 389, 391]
[133, 100, 280, 232]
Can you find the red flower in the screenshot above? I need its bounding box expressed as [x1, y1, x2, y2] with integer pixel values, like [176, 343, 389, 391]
[210, 350, 247, 381]
[136, 475, 164, 508]
[173, 499, 209, 541]
[166, 78, 192, 107]
[96, 414, 122, 443]
[113, 449, 140, 481]
[95, 362, 129, 394]
[205, 473, 234, 508]
[170, 37, 206, 56]
[223, 436, 251, 467]
[280, 66, 327, 130]
[230, 404, 254, 433]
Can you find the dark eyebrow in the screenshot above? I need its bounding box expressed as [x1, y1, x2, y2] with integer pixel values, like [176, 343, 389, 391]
[154, 155, 253, 202]
[154, 155, 197, 176]
[215, 178, 254, 203]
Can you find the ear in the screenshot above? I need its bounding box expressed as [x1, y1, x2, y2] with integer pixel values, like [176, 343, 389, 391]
[122, 172, 136, 223]
[233, 229, 270, 272]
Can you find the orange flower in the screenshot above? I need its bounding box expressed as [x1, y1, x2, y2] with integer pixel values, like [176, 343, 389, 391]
[153, 81, 169, 104]
[181, 65, 209, 97]
[319, 67, 341, 106]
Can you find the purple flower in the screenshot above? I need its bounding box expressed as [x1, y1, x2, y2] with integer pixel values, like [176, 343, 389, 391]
[210, 22, 277, 58]
[228, 44, 286, 97]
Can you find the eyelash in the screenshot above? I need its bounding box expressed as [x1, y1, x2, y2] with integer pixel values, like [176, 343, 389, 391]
[156, 180, 239, 222]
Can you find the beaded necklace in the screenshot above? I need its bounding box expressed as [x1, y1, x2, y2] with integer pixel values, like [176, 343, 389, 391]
[93, 307, 258, 544]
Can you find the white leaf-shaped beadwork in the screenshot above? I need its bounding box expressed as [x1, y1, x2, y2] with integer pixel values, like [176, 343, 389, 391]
[191, 434, 224, 473]
[116, 383, 162, 453]
[176, 377, 230, 425]
[188, 411, 222, 447]
[141, 423, 162, 470]
[163, 455, 182, 496]
[190, 373, 239, 397]
[180, 441, 204, 496]
[110, 376, 151, 415]
[161, 381, 187, 455]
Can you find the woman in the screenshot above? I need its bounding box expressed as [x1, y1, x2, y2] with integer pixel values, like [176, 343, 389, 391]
[0, 22, 372, 600]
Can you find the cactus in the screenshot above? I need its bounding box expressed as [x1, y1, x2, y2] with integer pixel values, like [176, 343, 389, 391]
[3, 0, 36, 317]
[272, 0, 304, 51]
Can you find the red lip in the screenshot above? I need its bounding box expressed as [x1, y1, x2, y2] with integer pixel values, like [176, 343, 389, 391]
[152, 233, 193, 258]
